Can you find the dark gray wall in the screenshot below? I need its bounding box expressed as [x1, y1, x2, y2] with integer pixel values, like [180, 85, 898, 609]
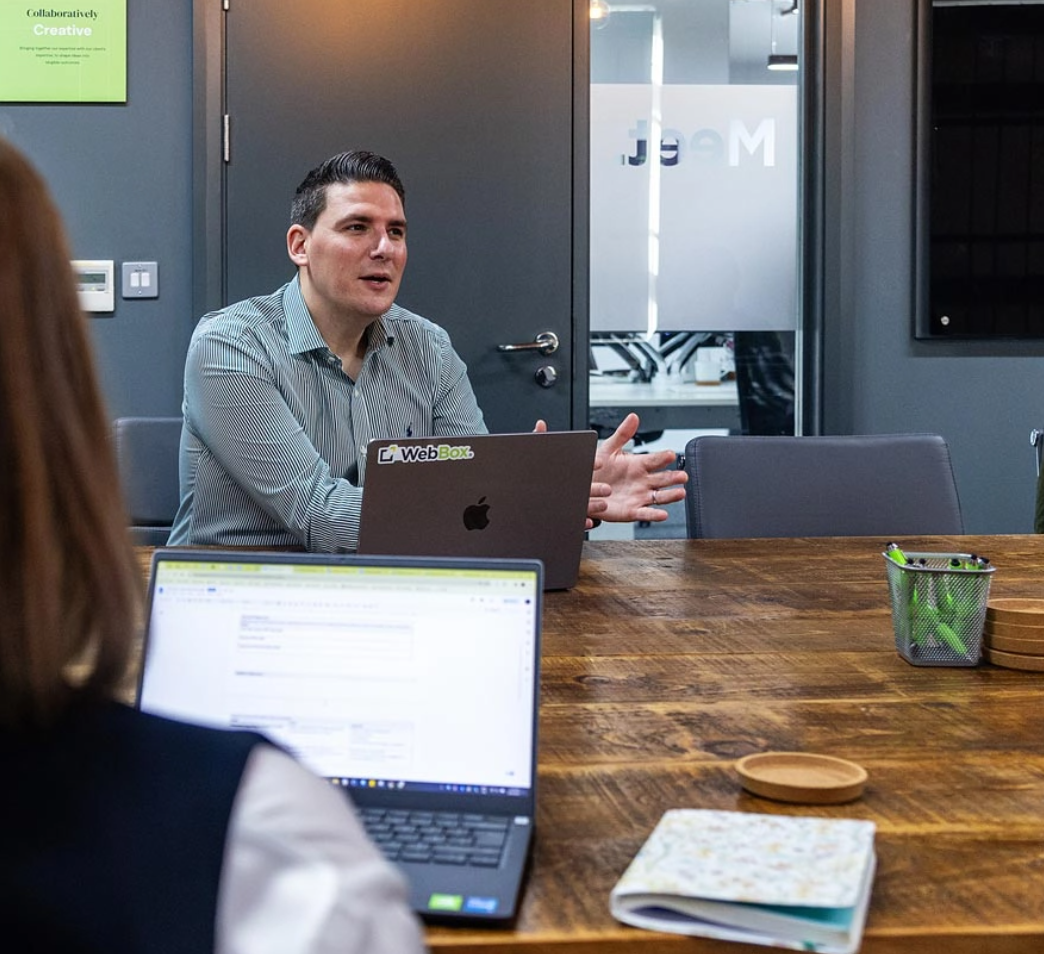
[1, 1, 1037, 531]
[0, 3, 192, 419]
[825, 0, 1044, 532]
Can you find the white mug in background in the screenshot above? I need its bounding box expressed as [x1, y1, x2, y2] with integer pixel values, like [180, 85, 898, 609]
[694, 347, 723, 386]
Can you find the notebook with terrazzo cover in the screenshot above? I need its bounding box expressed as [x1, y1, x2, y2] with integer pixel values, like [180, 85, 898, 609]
[610, 809, 876, 953]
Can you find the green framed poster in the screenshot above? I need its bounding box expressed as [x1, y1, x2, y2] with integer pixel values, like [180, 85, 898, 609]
[0, 2, 127, 103]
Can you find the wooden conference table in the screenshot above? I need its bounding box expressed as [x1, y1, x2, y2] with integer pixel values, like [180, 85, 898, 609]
[136, 535, 1044, 953]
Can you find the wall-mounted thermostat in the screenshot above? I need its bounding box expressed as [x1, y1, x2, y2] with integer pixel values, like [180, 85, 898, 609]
[71, 260, 115, 313]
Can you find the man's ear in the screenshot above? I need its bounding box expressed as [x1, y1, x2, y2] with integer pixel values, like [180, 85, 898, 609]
[287, 224, 309, 266]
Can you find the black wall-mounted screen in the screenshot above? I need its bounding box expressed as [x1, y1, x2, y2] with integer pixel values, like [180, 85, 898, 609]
[918, 2, 1044, 338]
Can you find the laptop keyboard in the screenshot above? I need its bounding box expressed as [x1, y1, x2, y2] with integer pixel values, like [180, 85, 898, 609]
[358, 808, 508, 867]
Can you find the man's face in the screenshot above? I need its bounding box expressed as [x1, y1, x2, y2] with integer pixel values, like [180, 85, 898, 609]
[288, 180, 407, 326]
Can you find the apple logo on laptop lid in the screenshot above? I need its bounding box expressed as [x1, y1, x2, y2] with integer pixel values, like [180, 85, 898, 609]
[462, 496, 490, 531]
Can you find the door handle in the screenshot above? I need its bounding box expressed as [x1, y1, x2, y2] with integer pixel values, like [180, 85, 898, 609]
[497, 331, 559, 356]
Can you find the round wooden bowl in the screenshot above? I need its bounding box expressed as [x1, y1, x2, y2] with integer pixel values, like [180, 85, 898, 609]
[735, 752, 868, 805]
[986, 598, 1044, 625]
[983, 632, 1044, 655]
[984, 647, 1044, 672]
[984, 617, 1044, 641]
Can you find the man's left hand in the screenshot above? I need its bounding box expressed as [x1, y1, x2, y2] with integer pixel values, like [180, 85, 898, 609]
[591, 412, 688, 523]
[533, 414, 687, 526]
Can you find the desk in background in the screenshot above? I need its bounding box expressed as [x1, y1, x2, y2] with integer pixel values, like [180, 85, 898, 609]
[589, 378, 740, 434]
[137, 537, 1044, 952]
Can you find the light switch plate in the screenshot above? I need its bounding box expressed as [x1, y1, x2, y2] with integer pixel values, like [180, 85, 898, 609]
[122, 261, 159, 299]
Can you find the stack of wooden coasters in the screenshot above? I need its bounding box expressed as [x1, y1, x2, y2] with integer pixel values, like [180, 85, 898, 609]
[983, 598, 1044, 670]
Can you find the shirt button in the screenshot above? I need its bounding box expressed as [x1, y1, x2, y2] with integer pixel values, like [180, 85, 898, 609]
[354, 388, 361, 398]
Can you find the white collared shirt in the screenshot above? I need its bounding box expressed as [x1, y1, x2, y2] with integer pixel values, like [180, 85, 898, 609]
[218, 746, 427, 954]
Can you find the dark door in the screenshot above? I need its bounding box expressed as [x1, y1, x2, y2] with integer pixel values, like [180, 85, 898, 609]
[219, 0, 586, 431]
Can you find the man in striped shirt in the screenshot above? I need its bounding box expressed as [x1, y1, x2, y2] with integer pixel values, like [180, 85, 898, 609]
[169, 151, 687, 551]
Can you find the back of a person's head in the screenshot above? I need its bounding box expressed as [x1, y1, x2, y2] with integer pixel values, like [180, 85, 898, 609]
[0, 139, 141, 729]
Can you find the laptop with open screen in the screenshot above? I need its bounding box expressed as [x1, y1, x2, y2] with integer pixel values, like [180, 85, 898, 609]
[357, 430, 597, 590]
[137, 548, 542, 925]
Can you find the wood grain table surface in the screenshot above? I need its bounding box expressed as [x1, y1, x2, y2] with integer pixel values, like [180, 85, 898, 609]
[136, 536, 1044, 953]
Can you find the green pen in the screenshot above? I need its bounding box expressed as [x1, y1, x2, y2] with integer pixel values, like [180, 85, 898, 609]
[941, 560, 963, 621]
[886, 542, 908, 565]
[936, 621, 969, 654]
[908, 578, 934, 646]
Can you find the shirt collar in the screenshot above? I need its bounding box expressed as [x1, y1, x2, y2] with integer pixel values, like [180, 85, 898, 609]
[283, 276, 329, 356]
[282, 275, 393, 357]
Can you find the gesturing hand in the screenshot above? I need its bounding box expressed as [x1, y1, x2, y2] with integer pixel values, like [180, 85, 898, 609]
[534, 414, 687, 526]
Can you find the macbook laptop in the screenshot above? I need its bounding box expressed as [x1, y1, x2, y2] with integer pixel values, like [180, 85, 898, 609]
[137, 548, 543, 925]
[357, 430, 597, 590]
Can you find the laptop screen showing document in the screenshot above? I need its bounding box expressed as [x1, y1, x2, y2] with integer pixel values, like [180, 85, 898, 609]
[137, 549, 543, 923]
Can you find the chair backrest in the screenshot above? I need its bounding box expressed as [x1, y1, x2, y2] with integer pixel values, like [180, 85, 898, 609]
[683, 433, 964, 539]
[112, 417, 183, 545]
[1032, 427, 1044, 533]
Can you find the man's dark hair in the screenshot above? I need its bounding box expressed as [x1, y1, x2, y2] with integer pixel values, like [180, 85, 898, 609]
[291, 150, 406, 230]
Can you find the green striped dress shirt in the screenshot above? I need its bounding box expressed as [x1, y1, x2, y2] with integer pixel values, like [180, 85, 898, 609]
[168, 276, 486, 551]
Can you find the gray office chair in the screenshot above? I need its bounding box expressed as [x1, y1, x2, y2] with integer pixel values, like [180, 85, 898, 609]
[683, 433, 964, 539]
[113, 416, 183, 545]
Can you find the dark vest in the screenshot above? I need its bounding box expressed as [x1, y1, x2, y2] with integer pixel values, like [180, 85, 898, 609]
[0, 701, 266, 953]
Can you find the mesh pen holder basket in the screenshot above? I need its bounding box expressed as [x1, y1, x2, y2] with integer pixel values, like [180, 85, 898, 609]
[883, 552, 995, 666]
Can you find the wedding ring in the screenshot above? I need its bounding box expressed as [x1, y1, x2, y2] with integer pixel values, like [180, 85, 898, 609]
[651, 489, 658, 505]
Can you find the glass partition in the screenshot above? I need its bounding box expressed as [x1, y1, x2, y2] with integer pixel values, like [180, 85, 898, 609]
[588, 0, 801, 453]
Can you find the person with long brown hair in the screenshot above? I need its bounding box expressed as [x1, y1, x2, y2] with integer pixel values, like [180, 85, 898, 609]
[0, 138, 425, 953]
